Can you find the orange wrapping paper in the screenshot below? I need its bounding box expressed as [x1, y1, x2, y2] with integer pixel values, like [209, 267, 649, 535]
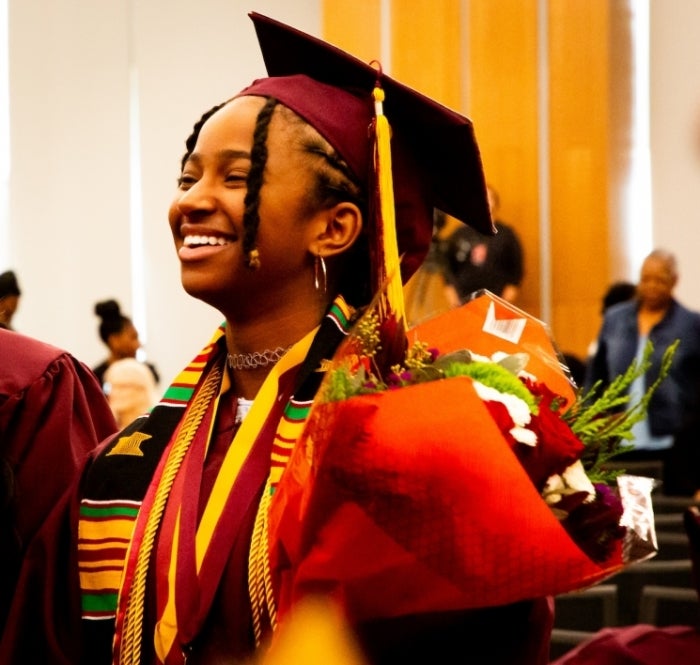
[268, 377, 624, 625]
[409, 291, 576, 406]
[267, 293, 628, 626]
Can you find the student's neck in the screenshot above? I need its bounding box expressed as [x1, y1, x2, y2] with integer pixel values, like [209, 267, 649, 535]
[223, 300, 329, 400]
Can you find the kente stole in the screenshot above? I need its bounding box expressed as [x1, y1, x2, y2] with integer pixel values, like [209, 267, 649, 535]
[77, 297, 354, 664]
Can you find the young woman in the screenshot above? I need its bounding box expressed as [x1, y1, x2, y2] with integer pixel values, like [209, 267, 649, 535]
[93, 299, 160, 391]
[1, 14, 554, 665]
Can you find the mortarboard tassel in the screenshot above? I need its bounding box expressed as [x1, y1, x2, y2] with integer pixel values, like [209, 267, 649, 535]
[368, 75, 409, 371]
[371, 81, 406, 330]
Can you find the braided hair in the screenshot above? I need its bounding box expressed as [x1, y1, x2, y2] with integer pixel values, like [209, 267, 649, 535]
[179, 99, 273, 269]
[178, 97, 371, 304]
[241, 97, 278, 268]
[179, 103, 226, 173]
[275, 105, 371, 305]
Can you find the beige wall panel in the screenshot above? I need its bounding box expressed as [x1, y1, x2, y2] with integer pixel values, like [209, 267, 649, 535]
[391, 0, 463, 324]
[323, 0, 614, 364]
[322, 0, 381, 61]
[467, 0, 540, 319]
[548, 0, 611, 360]
[550, 146, 605, 360]
[391, 0, 462, 108]
[608, 1, 634, 278]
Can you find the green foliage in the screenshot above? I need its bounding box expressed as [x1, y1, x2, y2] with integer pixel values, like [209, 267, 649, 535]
[321, 312, 680, 488]
[443, 361, 538, 412]
[324, 363, 382, 402]
[563, 339, 679, 484]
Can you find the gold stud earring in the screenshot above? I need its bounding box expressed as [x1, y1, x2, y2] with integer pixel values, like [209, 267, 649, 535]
[246, 248, 261, 270]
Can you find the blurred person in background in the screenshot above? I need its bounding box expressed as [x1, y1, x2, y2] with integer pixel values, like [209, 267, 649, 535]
[92, 298, 160, 391]
[586, 280, 637, 359]
[601, 281, 637, 312]
[441, 184, 524, 305]
[103, 357, 158, 428]
[0, 270, 22, 331]
[0, 327, 117, 635]
[585, 249, 700, 497]
[403, 208, 455, 326]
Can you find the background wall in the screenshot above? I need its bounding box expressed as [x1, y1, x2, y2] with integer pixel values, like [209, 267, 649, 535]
[5, 0, 322, 388]
[4, 0, 700, 389]
[650, 0, 700, 307]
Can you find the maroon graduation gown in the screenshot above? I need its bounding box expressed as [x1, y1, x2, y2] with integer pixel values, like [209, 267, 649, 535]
[0, 338, 553, 664]
[0, 328, 118, 635]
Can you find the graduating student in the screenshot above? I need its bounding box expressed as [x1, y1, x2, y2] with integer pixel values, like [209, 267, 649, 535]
[0, 13, 559, 665]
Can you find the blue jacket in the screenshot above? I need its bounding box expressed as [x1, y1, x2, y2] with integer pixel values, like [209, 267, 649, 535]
[585, 299, 700, 437]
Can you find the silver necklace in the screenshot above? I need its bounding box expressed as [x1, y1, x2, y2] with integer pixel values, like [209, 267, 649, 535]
[226, 346, 291, 371]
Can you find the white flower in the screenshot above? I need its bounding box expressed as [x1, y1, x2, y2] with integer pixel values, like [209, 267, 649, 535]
[510, 426, 537, 446]
[542, 474, 566, 506]
[472, 381, 536, 446]
[542, 459, 596, 506]
[562, 460, 596, 498]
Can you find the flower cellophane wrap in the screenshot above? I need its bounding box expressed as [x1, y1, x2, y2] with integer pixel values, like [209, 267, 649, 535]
[267, 291, 657, 625]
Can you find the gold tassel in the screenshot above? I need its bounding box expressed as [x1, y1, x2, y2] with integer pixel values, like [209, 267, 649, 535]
[372, 83, 407, 331]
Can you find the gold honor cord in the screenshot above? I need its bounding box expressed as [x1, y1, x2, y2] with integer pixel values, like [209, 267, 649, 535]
[119, 362, 223, 665]
[248, 476, 276, 646]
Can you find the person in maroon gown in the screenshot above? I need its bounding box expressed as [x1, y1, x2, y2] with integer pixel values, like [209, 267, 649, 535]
[0, 327, 118, 635]
[0, 13, 555, 665]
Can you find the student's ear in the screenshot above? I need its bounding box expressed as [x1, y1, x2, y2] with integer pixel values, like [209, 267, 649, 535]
[310, 202, 363, 258]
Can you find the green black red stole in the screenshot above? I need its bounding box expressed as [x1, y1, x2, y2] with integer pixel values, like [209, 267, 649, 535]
[78, 298, 355, 664]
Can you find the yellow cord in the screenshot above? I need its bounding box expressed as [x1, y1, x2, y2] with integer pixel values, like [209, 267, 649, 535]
[248, 478, 277, 646]
[372, 84, 406, 330]
[118, 362, 223, 665]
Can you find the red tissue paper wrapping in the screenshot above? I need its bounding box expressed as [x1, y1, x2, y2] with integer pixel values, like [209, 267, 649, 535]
[266, 292, 655, 625]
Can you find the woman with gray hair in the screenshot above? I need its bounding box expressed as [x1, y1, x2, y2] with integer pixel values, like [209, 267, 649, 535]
[585, 249, 700, 496]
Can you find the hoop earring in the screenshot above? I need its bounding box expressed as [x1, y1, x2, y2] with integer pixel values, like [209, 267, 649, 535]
[314, 254, 327, 294]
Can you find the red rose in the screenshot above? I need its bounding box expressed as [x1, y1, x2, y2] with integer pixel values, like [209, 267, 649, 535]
[513, 379, 585, 491]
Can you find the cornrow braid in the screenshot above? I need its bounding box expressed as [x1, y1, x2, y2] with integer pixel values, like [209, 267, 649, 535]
[242, 97, 278, 269]
[180, 102, 227, 172]
[313, 149, 362, 203]
[272, 105, 370, 306]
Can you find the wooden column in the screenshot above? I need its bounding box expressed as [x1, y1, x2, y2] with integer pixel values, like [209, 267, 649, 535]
[466, 0, 541, 320]
[322, 0, 626, 361]
[547, 0, 613, 361]
[322, 0, 381, 62]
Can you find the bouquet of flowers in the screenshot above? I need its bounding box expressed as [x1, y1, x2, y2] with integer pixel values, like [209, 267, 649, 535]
[265, 291, 675, 627]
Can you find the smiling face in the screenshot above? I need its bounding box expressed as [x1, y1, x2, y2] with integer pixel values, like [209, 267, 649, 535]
[168, 96, 352, 319]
